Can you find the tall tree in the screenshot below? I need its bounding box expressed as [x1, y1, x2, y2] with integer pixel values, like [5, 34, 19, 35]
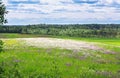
[0, 0, 8, 25]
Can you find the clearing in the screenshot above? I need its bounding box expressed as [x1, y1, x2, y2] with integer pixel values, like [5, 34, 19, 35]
[0, 37, 120, 78]
[18, 38, 100, 50]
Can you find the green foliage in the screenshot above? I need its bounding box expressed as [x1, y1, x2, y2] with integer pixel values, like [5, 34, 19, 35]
[0, 40, 3, 52]
[0, 0, 8, 25]
[0, 24, 120, 38]
[0, 60, 22, 78]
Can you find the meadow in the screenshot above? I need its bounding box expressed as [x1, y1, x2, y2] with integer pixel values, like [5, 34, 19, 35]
[0, 0, 120, 77]
[0, 33, 120, 78]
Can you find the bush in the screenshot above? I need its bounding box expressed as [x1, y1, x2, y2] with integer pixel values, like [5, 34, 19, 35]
[0, 40, 4, 52]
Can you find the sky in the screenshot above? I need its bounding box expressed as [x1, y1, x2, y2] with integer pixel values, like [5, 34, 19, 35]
[2, 0, 120, 25]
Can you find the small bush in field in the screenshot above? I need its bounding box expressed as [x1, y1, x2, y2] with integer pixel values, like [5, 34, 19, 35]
[0, 40, 4, 52]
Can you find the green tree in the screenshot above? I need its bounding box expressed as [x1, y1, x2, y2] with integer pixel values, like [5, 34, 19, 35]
[0, 0, 7, 52]
[0, 0, 8, 25]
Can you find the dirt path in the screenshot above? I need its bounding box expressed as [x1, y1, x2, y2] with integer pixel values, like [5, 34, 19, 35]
[16, 38, 100, 50]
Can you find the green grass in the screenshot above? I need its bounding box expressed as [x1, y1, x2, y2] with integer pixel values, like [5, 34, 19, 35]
[1, 33, 120, 44]
[55, 36, 120, 46]
[1, 33, 120, 51]
[1, 33, 120, 52]
[0, 33, 42, 38]
[0, 38, 120, 78]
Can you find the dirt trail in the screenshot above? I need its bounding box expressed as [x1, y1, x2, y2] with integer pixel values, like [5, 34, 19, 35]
[17, 38, 100, 50]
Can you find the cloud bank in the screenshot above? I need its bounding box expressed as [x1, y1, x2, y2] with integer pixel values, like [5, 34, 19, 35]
[3, 0, 120, 25]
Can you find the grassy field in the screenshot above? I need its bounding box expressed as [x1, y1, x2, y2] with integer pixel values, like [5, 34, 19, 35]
[0, 33, 42, 38]
[1, 33, 120, 43]
[0, 33, 120, 78]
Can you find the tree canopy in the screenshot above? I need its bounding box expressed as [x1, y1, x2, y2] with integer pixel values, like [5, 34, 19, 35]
[0, 24, 120, 38]
[0, 0, 8, 25]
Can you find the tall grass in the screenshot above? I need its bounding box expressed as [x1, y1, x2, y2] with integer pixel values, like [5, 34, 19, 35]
[0, 36, 120, 78]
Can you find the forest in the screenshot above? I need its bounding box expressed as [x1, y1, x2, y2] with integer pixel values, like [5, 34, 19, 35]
[0, 24, 120, 38]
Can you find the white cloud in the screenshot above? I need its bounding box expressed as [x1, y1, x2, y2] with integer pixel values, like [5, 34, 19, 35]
[40, 0, 73, 4]
[2, 0, 120, 24]
[97, 0, 120, 5]
[115, 0, 120, 4]
[2, 0, 8, 5]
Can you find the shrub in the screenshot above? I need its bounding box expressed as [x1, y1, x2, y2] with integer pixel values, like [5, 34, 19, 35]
[0, 40, 4, 52]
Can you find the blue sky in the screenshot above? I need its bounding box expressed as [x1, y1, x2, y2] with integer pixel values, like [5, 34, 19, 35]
[3, 0, 120, 25]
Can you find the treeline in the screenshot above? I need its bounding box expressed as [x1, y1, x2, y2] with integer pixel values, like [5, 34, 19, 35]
[0, 24, 120, 38]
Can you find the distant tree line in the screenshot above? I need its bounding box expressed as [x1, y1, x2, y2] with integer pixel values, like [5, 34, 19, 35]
[0, 24, 120, 38]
